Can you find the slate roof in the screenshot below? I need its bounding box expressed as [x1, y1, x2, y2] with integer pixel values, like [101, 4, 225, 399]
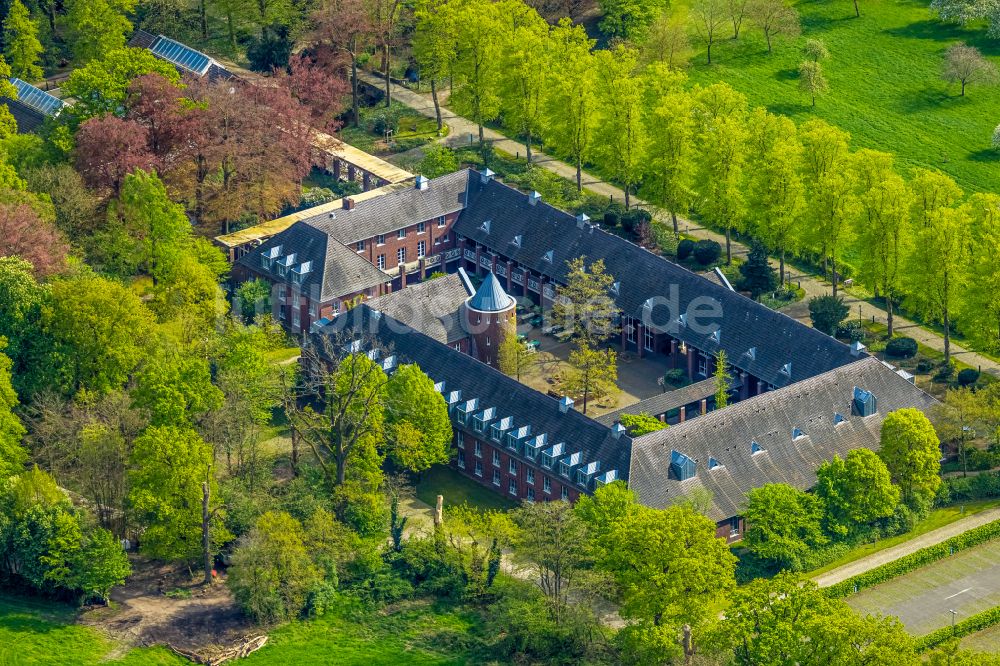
[363, 273, 473, 345]
[468, 272, 513, 312]
[305, 170, 470, 245]
[2, 99, 45, 134]
[320, 306, 632, 485]
[595, 377, 720, 426]
[627, 356, 938, 521]
[128, 29, 159, 50]
[238, 223, 389, 302]
[453, 171, 861, 389]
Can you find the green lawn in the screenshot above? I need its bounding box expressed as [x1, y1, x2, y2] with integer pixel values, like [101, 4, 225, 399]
[681, 0, 1000, 195]
[960, 620, 1000, 652]
[0, 595, 183, 665]
[0, 594, 485, 666]
[415, 466, 516, 512]
[805, 498, 1000, 577]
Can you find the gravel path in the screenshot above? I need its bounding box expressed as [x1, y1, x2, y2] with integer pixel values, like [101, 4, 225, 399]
[359, 72, 1000, 377]
[812, 506, 1000, 588]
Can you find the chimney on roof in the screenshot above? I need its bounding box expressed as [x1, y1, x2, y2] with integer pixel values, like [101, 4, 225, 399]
[559, 396, 574, 413]
[415, 175, 429, 191]
[528, 190, 541, 206]
[576, 213, 590, 229]
[480, 168, 495, 184]
[343, 197, 356, 211]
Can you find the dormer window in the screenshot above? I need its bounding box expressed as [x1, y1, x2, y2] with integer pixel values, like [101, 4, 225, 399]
[543, 250, 553, 263]
[480, 219, 491, 233]
[511, 234, 522, 248]
[792, 428, 806, 440]
[710, 329, 721, 344]
[709, 457, 723, 470]
[780, 362, 792, 377]
[610, 281, 620, 296]
[751, 441, 765, 455]
[834, 412, 846, 425]
[744, 347, 756, 361]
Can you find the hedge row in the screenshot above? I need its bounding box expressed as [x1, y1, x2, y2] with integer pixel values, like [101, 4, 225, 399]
[915, 605, 1000, 651]
[825, 518, 1000, 598]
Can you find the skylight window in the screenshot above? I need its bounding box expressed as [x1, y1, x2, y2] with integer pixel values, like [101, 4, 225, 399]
[150, 36, 213, 76]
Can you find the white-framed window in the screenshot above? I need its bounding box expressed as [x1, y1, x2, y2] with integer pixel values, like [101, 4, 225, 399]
[698, 355, 708, 377]
[377, 254, 386, 270]
[526, 468, 534, 485]
[417, 221, 425, 233]
[457, 455, 465, 469]
[486, 336, 491, 347]
[492, 450, 501, 466]
[398, 228, 406, 239]
[492, 470, 501, 486]
[397, 247, 406, 265]
[475, 460, 483, 477]
[508, 459, 517, 475]
[474, 441, 482, 458]
[277, 264, 287, 278]
[437, 215, 446, 227]
[644, 326, 655, 352]
[291, 310, 300, 327]
[626, 319, 636, 343]
[543, 476, 551, 494]
[278, 307, 286, 321]
[417, 241, 426, 258]
[308, 302, 317, 317]
[377, 234, 385, 245]
[508, 479, 517, 496]
[730, 516, 740, 536]
[356, 240, 365, 251]
[527, 487, 535, 501]
[456, 431, 465, 449]
[561, 486, 569, 501]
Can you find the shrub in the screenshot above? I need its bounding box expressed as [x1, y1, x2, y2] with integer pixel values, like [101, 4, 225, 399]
[934, 362, 955, 383]
[621, 208, 651, 234]
[915, 357, 935, 373]
[652, 225, 679, 256]
[693, 239, 722, 265]
[884, 336, 918, 359]
[917, 605, 1000, 651]
[836, 320, 865, 343]
[808, 295, 849, 335]
[676, 239, 695, 261]
[957, 368, 980, 386]
[604, 203, 624, 228]
[826, 517, 1000, 598]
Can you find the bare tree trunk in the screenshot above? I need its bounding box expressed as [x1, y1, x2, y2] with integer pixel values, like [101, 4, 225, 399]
[576, 158, 582, 192]
[832, 254, 838, 296]
[290, 426, 299, 475]
[853, 0, 860, 17]
[886, 294, 894, 337]
[944, 300, 951, 364]
[525, 129, 532, 164]
[671, 210, 679, 234]
[383, 44, 392, 108]
[779, 248, 786, 286]
[351, 58, 360, 128]
[200, 0, 208, 39]
[725, 227, 732, 264]
[683, 624, 693, 666]
[202, 482, 212, 585]
[430, 79, 443, 132]
[624, 185, 631, 210]
[707, 41, 713, 65]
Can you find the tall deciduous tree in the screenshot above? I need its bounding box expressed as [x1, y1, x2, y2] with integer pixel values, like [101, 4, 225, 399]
[942, 42, 998, 96]
[3, 0, 43, 81]
[367, 0, 407, 108]
[747, 0, 800, 53]
[451, 0, 503, 144]
[544, 19, 596, 192]
[310, 0, 373, 129]
[553, 257, 619, 346]
[118, 170, 193, 284]
[597, 0, 666, 40]
[643, 85, 696, 234]
[799, 60, 828, 106]
[594, 45, 646, 209]
[851, 149, 912, 336]
[0, 202, 69, 278]
[815, 449, 899, 535]
[413, 0, 458, 133]
[499, 17, 550, 164]
[64, 0, 136, 64]
[64, 47, 181, 121]
[909, 168, 963, 229]
[743, 483, 826, 569]
[75, 116, 158, 198]
[905, 203, 970, 363]
[960, 193, 1000, 352]
[642, 8, 692, 69]
[690, 0, 728, 65]
[498, 326, 536, 380]
[879, 408, 942, 512]
[385, 363, 452, 475]
[564, 344, 617, 414]
[0, 347, 27, 478]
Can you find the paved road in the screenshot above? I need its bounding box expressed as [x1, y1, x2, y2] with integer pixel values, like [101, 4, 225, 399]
[812, 506, 1000, 588]
[360, 72, 1000, 377]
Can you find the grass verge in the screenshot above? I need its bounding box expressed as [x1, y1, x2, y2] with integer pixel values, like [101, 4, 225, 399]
[415, 465, 516, 512]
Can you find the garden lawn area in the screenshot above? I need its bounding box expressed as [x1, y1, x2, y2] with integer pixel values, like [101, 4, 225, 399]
[0, 595, 183, 665]
[339, 101, 445, 155]
[846, 540, 1000, 635]
[415, 465, 516, 512]
[960, 621, 1000, 652]
[680, 0, 1000, 196]
[805, 498, 1000, 577]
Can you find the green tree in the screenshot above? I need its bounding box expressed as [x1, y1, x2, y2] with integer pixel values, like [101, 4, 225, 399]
[720, 572, 917, 665]
[736, 241, 778, 300]
[63, 48, 180, 120]
[497, 326, 536, 381]
[385, 363, 452, 475]
[594, 45, 646, 209]
[412, 0, 458, 133]
[931, 387, 979, 477]
[942, 42, 998, 97]
[578, 483, 736, 662]
[64, 0, 137, 64]
[3, 0, 43, 81]
[499, 16, 549, 164]
[36, 274, 155, 397]
[879, 408, 942, 512]
[0, 346, 27, 478]
[910, 168, 963, 229]
[816, 449, 899, 536]
[227, 511, 321, 623]
[906, 204, 970, 363]
[416, 144, 459, 179]
[799, 119, 856, 294]
[598, 0, 666, 40]
[563, 344, 618, 415]
[451, 0, 502, 144]
[960, 193, 1000, 352]
[119, 170, 193, 285]
[128, 425, 225, 563]
[713, 349, 730, 409]
[132, 347, 223, 427]
[544, 20, 596, 192]
[851, 150, 912, 337]
[743, 483, 826, 569]
[553, 257, 619, 347]
[808, 294, 849, 335]
[690, 0, 728, 65]
[235, 278, 271, 322]
[618, 412, 667, 436]
[643, 85, 696, 234]
[799, 60, 829, 106]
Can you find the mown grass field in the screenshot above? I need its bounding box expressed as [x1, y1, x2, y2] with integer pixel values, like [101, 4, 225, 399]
[415, 465, 516, 511]
[961, 620, 1000, 652]
[846, 540, 1000, 635]
[681, 0, 1000, 195]
[0, 595, 484, 666]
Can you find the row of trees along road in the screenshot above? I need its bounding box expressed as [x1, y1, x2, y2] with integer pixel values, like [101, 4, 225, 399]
[408, 0, 1000, 360]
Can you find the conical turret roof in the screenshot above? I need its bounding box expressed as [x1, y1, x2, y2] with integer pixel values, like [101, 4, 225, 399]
[468, 272, 514, 312]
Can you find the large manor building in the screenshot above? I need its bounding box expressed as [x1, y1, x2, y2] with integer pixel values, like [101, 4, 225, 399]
[219, 168, 936, 541]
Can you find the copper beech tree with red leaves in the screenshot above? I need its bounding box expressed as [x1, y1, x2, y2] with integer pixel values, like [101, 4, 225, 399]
[75, 115, 158, 198]
[0, 203, 69, 278]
